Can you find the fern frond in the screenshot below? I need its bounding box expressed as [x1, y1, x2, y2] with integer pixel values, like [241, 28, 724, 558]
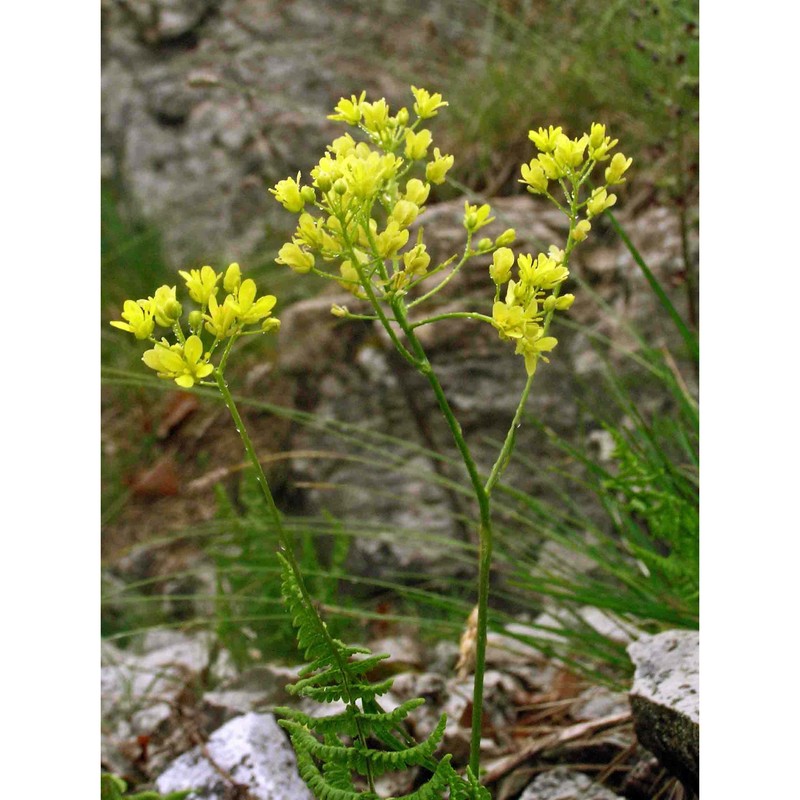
[278, 552, 476, 799]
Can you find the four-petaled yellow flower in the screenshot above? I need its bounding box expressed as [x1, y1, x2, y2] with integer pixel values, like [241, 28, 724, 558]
[328, 92, 365, 125]
[232, 279, 278, 326]
[411, 86, 448, 119]
[179, 265, 220, 305]
[110, 299, 155, 340]
[142, 335, 214, 388]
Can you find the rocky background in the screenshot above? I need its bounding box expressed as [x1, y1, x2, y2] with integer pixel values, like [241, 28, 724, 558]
[102, 1, 699, 797]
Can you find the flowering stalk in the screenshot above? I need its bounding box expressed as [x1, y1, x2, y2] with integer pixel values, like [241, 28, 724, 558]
[111, 264, 380, 792]
[270, 88, 631, 783]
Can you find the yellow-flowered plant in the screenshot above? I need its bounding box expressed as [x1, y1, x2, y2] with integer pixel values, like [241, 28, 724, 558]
[111, 262, 280, 388]
[269, 87, 631, 788]
[111, 86, 631, 800]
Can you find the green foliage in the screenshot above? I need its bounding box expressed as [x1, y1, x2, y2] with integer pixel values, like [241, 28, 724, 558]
[276, 554, 483, 799]
[210, 477, 353, 667]
[101, 773, 192, 800]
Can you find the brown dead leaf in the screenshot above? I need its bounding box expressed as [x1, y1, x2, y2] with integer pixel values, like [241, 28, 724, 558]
[156, 392, 200, 439]
[128, 455, 180, 498]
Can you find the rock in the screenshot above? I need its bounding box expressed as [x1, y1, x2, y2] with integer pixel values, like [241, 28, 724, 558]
[203, 663, 301, 717]
[627, 629, 699, 794]
[571, 686, 630, 722]
[101, 631, 215, 736]
[155, 712, 313, 799]
[519, 767, 624, 800]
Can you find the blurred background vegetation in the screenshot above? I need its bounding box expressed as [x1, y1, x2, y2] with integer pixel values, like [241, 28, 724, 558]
[102, 0, 698, 688]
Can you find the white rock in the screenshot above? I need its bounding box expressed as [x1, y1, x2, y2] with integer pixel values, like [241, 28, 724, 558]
[156, 712, 313, 800]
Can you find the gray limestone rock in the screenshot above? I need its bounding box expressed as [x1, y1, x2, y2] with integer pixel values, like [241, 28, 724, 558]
[627, 629, 699, 793]
[155, 712, 313, 799]
[519, 767, 624, 800]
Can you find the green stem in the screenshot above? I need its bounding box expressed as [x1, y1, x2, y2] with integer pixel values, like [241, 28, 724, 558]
[484, 372, 535, 496]
[411, 311, 495, 329]
[390, 301, 492, 778]
[212, 364, 377, 792]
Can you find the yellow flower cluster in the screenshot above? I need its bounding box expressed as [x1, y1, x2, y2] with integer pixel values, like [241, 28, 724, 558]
[489, 247, 575, 376]
[270, 87, 458, 301]
[111, 263, 280, 388]
[489, 121, 631, 375]
[519, 122, 632, 244]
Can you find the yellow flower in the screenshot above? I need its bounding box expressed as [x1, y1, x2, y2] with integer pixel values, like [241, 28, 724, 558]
[295, 213, 324, 249]
[411, 86, 448, 119]
[490, 247, 514, 285]
[572, 219, 591, 242]
[360, 98, 390, 133]
[425, 147, 454, 184]
[520, 159, 549, 194]
[232, 279, 278, 325]
[492, 301, 537, 341]
[553, 133, 588, 171]
[463, 202, 494, 233]
[495, 228, 516, 247]
[515, 329, 559, 376]
[605, 152, 633, 184]
[178, 265, 220, 305]
[537, 152, 566, 180]
[270, 173, 307, 213]
[587, 186, 617, 218]
[390, 199, 420, 228]
[375, 220, 409, 257]
[328, 92, 365, 125]
[142, 335, 213, 388]
[110, 299, 154, 340]
[404, 128, 433, 160]
[528, 125, 562, 153]
[149, 285, 182, 327]
[404, 178, 430, 206]
[402, 243, 431, 276]
[204, 293, 239, 339]
[276, 241, 315, 273]
[588, 123, 606, 150]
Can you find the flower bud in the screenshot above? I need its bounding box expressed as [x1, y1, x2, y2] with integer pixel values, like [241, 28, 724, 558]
[490, 247, 515, 285]
[331, 304, 349, 318]
[315, 173, 333, 193]
[223, 262, 242, 293]
[333, 178, 348, 195]
[555, 293, 575, 310]
[188, 309, 204, 332]
[495, 228, 516, 246]
[476, 237, 493, 253]
[261, 317, 281, 333]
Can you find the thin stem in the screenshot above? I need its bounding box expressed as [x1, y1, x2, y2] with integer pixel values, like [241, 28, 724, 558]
[407, 234, 473, 308]
[390, 300, 492, 778]
[213, 365, 377, 792]
[411, 311, 495, 329]
[484, 372, 535, 496]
